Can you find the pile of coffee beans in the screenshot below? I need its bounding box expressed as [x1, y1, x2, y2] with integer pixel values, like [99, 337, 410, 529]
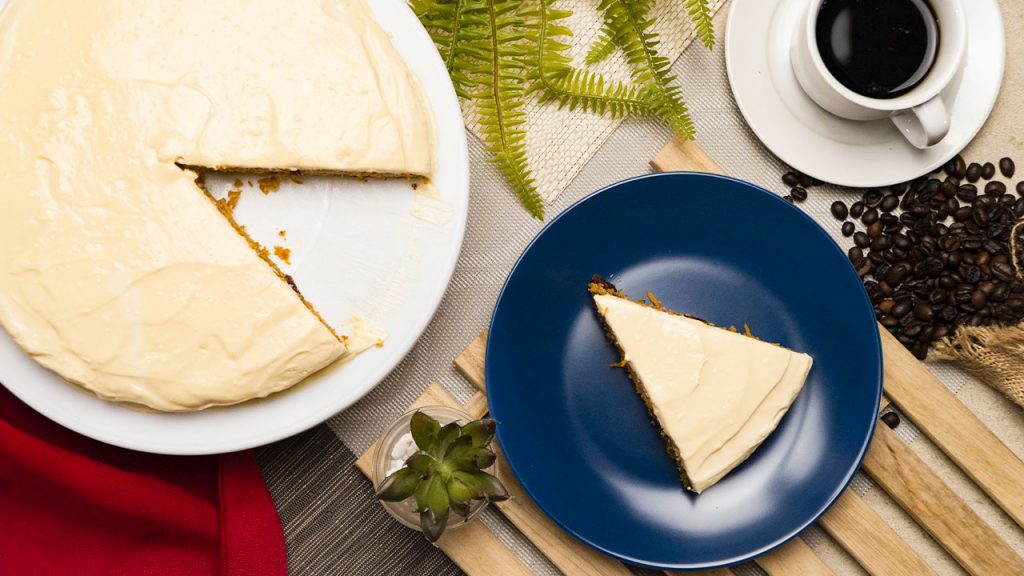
[781, 155, 1024, 360]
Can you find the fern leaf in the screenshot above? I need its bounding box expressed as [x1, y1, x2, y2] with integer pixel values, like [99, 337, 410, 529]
[682, 0, 715, 50]
[472, 0, 545, 219]
[598, 0, 696, 140]
[585, 23, 617, 65]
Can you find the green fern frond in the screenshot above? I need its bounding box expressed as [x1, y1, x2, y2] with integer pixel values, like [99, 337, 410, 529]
[530, 1, 649, 120]
[473, 0, 545, 219]
[598, 0, 695, 140]
[585, 23, 617, 65]
[682, 0, 715, 50]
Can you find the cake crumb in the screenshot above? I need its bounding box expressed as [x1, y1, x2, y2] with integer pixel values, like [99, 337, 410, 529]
[247, 180, 254, 187]
[411, 182, 419, 190]
[375, 339, 385, 348]
[233, 178, 244, 189]
[258, 174, 284, 195]
[278, 230, 287, 239]
[215, 190, 242, 217]
[273, 246, 291, 265]
[289, 175, 304, 184]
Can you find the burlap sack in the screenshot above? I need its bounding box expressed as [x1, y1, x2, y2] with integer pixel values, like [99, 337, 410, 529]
[934, 326, 1024, 409]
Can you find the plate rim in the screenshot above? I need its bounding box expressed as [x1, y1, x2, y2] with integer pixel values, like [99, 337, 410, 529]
[0, 0, 470, 455]
[485, 172, 882, 570]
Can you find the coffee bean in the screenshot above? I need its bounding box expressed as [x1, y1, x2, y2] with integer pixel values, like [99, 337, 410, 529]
[782, 172, 800, 187]
[783, 195, 794, 203]
[967, 162, 982, 182]
[970, 290, 988, 309]
[878, 299, 895, 314]
[982, 162, 996, 180]
[993, 261, 1016, 283]
[848, 246, 864, 266]
[880, 194, 899, 212]
[849, 201, 865, 219]
[854, 231, 870, 248]
[972, 206, 990, 226]
[830, 200, 848, 220]
[957, 184, 977, 202]
[863, 189, 883, 207]
[867, 220, 883, 238]
[880, 315, 899, 328]
[862, 208, 879, 225]
[892, 300, 913, 318]
[985, 181, 1007, 196]
[953, 206, 973, 222]
[1000, 157, 1015, 178]
[841, 221, 855, 237]
[881, 411, 901, 428]
[886, 264, 909, 286]
[952, 155, 968, 179]
[798, 173, 814, 188]
[871, 235, 893, 251]
[1017, 181, 1024, 197]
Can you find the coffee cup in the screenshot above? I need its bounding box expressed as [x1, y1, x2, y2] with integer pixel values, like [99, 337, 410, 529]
[791, 0, 967, 149]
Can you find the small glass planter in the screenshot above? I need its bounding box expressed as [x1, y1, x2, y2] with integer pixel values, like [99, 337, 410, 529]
[372, 405, 493, 533]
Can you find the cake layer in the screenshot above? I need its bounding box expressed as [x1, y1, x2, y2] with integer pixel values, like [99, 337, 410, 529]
[0, 0, 434, 410]
[592, 287, 812, 493]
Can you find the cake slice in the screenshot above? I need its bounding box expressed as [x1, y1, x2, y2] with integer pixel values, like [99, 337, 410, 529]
[589, 277, 813, 493]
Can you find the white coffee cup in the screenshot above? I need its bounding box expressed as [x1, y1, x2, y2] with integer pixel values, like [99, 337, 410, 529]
[791, 0, 967, 149]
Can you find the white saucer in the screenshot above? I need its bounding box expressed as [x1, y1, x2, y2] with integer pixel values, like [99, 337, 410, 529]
[725, 0, 1005, 188]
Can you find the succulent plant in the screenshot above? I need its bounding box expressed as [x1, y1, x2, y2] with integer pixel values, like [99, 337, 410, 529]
[376, 411, 509, 542]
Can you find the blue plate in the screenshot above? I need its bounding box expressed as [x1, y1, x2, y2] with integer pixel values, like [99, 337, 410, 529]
[486, 173, 882, 570]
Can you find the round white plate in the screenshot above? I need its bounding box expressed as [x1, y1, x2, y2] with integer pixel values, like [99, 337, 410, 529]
[0, 0, 469, 455]
[726, 0, 1005, 188]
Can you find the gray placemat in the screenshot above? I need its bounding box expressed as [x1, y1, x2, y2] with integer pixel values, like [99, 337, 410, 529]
[257, 424, 464, 576]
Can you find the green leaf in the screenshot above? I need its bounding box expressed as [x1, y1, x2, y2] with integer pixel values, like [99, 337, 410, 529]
[682, 0, 715, 50]
[444, 434, 475, 460]
[416, 474, 451, 542]
[457, 470, 509, 502]
[432, 422, 462, 460]
[451, 470, 487, 499]
[410, 411, 441, 451]
[448, 471, 475, 506]
[376, 467, 421, 502]
[460, 418, 496, 448]
[585, 22, 617, 65]
[474, 470, 510, 502]
[450, 447, 497, 471]
[404, 452, 436, 474]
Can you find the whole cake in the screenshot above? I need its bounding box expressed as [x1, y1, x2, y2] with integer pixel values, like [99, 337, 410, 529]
[590, 278, 813, 493]
[0, 0, 434, 411]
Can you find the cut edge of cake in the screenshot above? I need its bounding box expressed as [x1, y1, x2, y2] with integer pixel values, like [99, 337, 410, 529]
[588, 275, 699, 491]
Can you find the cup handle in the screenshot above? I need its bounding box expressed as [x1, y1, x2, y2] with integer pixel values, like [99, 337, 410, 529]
[890, 97, 950, 149]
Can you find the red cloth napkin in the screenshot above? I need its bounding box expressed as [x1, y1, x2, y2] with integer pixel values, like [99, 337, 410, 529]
[0, 386, 287, 576]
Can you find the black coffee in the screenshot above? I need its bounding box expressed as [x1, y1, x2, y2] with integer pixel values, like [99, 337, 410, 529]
[816, 0, 939, 99]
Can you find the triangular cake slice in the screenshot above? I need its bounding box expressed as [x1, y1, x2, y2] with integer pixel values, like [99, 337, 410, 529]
[589, 277, 813, 493]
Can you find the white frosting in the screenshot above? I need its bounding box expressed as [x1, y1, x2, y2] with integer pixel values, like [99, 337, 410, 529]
[0, 0, 434, 411]
[594, 294, 813, 493]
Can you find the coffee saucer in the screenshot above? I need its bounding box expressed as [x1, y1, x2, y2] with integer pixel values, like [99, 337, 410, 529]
[725, 0, 1004, 188]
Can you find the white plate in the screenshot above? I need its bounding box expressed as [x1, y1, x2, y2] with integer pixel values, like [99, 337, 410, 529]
[726, 0, 1004, 188]
[0, 0, 469, 455]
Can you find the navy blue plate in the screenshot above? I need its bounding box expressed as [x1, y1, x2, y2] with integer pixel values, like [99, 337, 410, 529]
[486, 173, 882, 570]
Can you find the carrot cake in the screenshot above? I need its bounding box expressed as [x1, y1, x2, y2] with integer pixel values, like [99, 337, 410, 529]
[0, 0, 434, 411]
[589, 277, 813, 493]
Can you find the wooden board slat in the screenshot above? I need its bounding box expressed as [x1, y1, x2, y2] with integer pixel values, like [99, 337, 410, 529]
[457, 332, 814, 576]
[754, 538, 836, 576]
[356, 384, 531, 576]
[819, 490, 937, 575]
[879, 329, 1024, 529]
[652, 136, 1024, 531]
[861, 421, 1024, 575]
